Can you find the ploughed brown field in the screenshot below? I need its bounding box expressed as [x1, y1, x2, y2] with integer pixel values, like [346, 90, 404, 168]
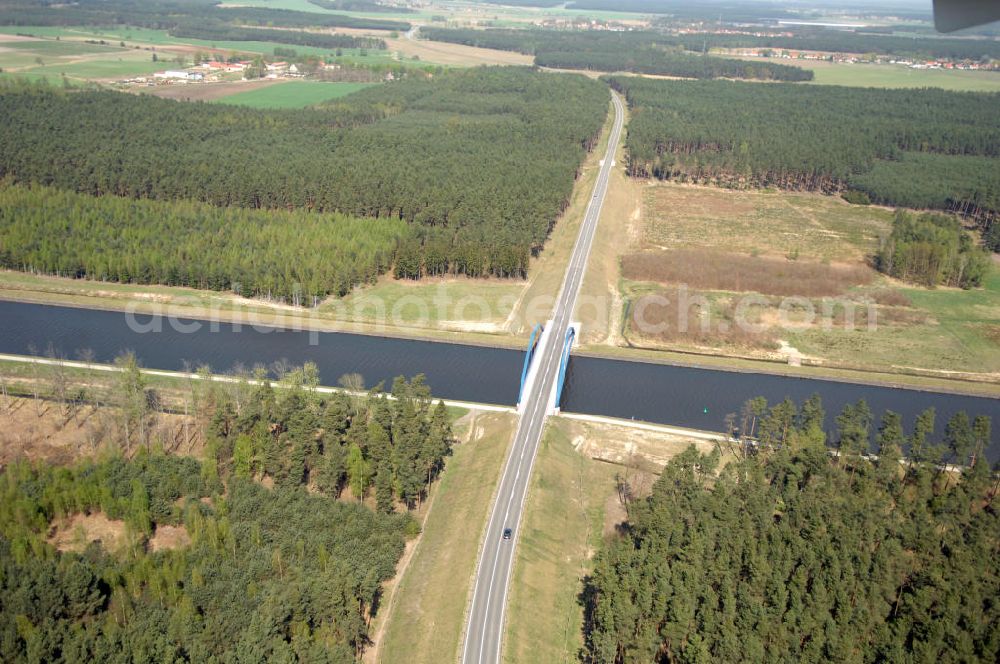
[621, 248, 875, 297]
[142, 79, 283, 102]
[629, 285, 781, 351]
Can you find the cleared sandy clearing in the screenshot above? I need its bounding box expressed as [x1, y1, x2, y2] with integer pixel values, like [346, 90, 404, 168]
[49, 512, 127, 553]
[386, 36, 532, 67]
[0, 395, 203, 466]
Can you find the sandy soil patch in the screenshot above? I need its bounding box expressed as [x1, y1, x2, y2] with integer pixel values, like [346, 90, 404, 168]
[48, 513, 190, 553]
[437, 320, 505, 333]
[539, 67, 605, 79]
[48, 512, 126, 553]
[93, 289, 172, 302]
[563, 418, 716, 469]
[777, 339, 807, 366]
[0, 396, 202, 465]
[0, 398, 106, 466]
[149, 524, 192, 552]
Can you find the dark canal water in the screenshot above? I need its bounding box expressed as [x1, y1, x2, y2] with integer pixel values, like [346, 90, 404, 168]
[2, 301, 998, 461]
[561, 356, 1000, 462]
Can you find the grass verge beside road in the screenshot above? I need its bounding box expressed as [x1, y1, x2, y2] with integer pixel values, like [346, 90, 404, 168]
[575, 94, 640, 345]
[503, 416, 720, 663]
[374, 411, 516, 664]
[503, 421, 619, 663]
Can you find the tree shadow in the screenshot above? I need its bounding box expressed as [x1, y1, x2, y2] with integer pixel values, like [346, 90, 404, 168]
[577, 574, 597, 663]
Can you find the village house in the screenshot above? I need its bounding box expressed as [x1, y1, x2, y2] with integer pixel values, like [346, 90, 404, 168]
[201, 61, 245, 73]
[153, 70, 204, 81]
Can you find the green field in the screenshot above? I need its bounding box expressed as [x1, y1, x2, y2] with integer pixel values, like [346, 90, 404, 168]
[215, 80, 375, 108]
[333, 276, 522, 333]
[233, 0, 646, 22]
[0, 34, 164, 81]
[787, 265, 1000, 374]
[230, 0, 429, 20]
[0, 25, 178, 44]
[720, 52, 1000, 91]
[0, 26, 399, 63]
[785, 265, 1000, 375]
[24, 57, 165, 80]
[1, 39, 124, 56]
[0, 52, 42, 69]
[805, 61, 1000, 92]
[902, 268, 1000, 366]
[641, 184, 894, 263]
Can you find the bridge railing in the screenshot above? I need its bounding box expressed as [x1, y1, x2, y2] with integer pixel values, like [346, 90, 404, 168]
[554, 326, 576, 410]
[517, 323, 543, 404]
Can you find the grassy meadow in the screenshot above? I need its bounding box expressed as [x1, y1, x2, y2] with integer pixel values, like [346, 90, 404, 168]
[0, 25, 402, 80]
[721, 54, 1000, 92]
[639, 185, 894, 263]
[787, 268, 1000, 375]
[804, 60, 1000, 92]
[232, 0, 646, 23]
[617, 183, 1000, 378]
[214, 80, 375, 108]
[0, 24, 396, 60]
[0, 32, 163, 81]
[503, 420, 620, 663]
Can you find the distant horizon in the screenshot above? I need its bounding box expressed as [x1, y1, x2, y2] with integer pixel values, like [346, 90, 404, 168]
[615, 0, 935, 12]
[716, 0, 933, 9]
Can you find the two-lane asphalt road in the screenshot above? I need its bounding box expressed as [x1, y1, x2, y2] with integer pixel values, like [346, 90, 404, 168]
[461, 90, 625, 664]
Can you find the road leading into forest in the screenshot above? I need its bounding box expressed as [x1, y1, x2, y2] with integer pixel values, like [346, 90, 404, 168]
[461, 90, 625, 664]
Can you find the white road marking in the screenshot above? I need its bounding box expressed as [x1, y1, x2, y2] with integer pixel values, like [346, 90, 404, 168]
[462, 92, 625, 664]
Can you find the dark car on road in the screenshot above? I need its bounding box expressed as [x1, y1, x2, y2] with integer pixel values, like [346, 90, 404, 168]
[502, 528, 513, 540]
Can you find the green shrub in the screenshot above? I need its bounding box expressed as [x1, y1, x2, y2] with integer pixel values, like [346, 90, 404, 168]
[842, 189, 871, 205]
